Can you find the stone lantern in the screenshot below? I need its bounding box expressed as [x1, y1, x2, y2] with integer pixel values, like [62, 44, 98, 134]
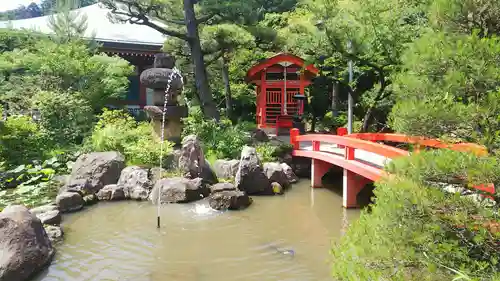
[140, 53, 187, 145]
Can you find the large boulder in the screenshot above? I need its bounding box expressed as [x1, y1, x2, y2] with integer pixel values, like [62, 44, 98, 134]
[280, 163, 299, 183]
[213, 159, 239, 179]
[60, 178, 91, 195]
[251, 129, 269, 142]
[96, 184, 126, 201]
[291, 157, 311, 178]
[263, 162, 290, 189]
[149, 177, 209, 204]
[117, 166, 153, 200]
[30, 204, 61, 226]
[209, 182, 238, 194]
[56, 192, 84, 213]
[178, 135, 218, 184]
[235, 146, 272, 195]
[0, 205, 54, 281]
[66, 152, 125, 194]
[208, 190, 252, 211]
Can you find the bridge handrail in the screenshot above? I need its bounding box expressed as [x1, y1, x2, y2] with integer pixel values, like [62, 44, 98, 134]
[347, 133, 488, 156]
[290, 132, 409, 159]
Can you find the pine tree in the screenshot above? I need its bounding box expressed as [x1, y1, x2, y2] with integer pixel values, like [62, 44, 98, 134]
[47, 0, 89, 43]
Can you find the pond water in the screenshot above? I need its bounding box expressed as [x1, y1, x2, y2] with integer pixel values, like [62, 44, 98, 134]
[34, 180, 361, 281]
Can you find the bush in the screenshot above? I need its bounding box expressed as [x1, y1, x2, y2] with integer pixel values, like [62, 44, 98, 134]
[317, 111, 348, 132]
[0, 115, 48, 165]
[256, 142, 293, 162]
[182, 107, 250, 159]
[85, 109, 173, 166]
[331, 151, 500, 281]
[32, 91, 94, 145]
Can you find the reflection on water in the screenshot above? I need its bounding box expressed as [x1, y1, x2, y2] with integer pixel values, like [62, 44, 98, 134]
[34, 180, 360, 281]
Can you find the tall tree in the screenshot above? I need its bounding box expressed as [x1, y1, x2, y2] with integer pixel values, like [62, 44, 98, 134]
[47, 0, 90, 43]
[201, 24, 255, 118]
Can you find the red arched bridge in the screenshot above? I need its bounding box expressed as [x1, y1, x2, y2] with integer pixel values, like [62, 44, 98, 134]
[289, 129, 495, 208]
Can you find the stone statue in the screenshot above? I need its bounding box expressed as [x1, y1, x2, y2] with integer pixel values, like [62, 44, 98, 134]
[140, 53, 187, 145]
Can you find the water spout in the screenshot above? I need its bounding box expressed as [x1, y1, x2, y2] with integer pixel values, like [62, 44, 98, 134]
[157, 67, 184, 228]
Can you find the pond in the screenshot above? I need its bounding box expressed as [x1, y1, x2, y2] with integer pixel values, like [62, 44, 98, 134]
[34, 180, 361, 281]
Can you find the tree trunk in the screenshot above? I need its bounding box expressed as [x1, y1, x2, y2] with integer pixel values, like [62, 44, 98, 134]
[361, 106, 374, 133]
[221, 54, 232, 119]
[331, 80, 338, 117]
[183, 0, 220, 120]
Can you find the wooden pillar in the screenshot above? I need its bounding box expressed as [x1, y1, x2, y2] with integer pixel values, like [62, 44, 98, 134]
[342, 146, 369, 208]
[311, 141, 330, 188]
[260, 70, 267, 128]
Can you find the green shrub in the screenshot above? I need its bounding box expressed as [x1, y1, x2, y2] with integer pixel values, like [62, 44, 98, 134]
[183, 107, 250, 159]
[32, 91, 94, 145]
[256, 142, 293, 162]
[86, 109, 173, 167]
[0, 115, 48, 165]
[317, 111, 348, 132]
[332, 151, 500, 281]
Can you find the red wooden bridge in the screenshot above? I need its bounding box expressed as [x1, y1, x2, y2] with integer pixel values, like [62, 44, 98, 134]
[289, 129, 495, 208]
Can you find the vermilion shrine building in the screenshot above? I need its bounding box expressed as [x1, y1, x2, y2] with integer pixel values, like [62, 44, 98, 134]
[0, 3, 165, 116]
[246, 53, 318, 132]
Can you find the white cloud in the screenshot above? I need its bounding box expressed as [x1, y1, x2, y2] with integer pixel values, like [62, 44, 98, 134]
[0, 0, 42, 12]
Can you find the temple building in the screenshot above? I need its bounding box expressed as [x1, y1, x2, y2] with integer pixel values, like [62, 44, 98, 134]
[0, 3, 167, 116]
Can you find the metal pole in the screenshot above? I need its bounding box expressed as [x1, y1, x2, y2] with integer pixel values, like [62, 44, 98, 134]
[347, 41, 354, 134]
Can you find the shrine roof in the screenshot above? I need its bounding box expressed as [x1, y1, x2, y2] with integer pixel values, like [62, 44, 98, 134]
[245, 53, 319, 83]
[0, 3, 167, 49]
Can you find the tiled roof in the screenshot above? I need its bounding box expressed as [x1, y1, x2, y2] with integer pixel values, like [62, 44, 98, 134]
[0, 3, 167, 46]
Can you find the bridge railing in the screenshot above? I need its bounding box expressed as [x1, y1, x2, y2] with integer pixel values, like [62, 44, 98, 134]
[347, 133, 488, 156]
[289, 129, 409, 161]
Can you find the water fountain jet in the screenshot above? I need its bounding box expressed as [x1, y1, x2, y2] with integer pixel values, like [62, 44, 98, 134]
[140, 53, 187, 228]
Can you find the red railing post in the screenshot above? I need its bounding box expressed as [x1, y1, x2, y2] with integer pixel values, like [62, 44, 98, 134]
[345, 146, 355, 160]
[312, 140, 320, 151]
[337, 127, 348, 148]
[290, 128, 300, 150]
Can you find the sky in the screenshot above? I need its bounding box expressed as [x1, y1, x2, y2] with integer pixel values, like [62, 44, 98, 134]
[0, 0, 42, 12]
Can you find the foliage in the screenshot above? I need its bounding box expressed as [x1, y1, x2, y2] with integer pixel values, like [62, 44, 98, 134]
[182, 107, 250, 159]
[390, 31, 500, 150]
[0, 38, 133, 112]
[332, 150, 500, 281]
[0, 29, 44, 53]
[0, 115, 48, 166]
[48, 0, 91, 43]
[255, 142, 293, 163]
[31, 91, 94, 145]
[85, 109, 173, 166]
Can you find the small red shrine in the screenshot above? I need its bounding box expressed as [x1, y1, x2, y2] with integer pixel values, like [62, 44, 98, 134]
[246, 53, 318, 131]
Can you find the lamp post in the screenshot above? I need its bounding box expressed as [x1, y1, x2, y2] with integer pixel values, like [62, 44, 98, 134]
[347, 41, 354, 134]
[315, 20, 354, 134]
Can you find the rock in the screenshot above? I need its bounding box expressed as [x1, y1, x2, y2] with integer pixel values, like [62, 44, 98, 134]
[44, 225, 63, 244]
[251, 129, 269, 142]
[149, 167, 167, 184]
[178, 135, 218, 184]
[96, 184, 126, 201]
[291, 157, 311, 178]
[56, 192, 84, 213]
[149, 177, 209, 204]
[235, 146, 272, 195]
[213, 159, 240, 179]
[280, 163, 299, 183]
[263, 162, 290, 189]
[53, 174, 69, 186]
[30, 205, 61, 226]
[208, 190, 252, 211]
[60, 178, 91, 195]
[37, 210, 61, 226]
[67, 151, 125, 194]
[83, 194, 98, 206]
[118, 166, 153, 200]
[0, 205, 54, 281]
[210, 182, 237, 194]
